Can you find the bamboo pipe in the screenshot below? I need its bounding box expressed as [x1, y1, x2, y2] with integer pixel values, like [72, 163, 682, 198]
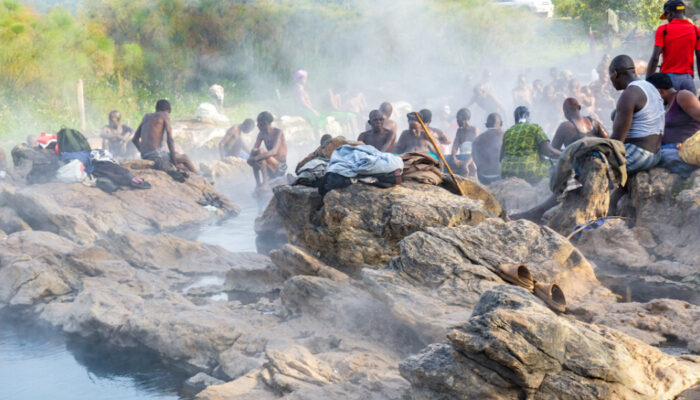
[413, 112, 464, 196]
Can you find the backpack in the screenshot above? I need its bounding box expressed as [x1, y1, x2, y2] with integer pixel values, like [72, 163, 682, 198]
[56, 128, 91, 154]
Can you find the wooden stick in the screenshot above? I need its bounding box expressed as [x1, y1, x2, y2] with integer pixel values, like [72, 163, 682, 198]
[77, 79, 86, 132]
[413, 112, 464, 196]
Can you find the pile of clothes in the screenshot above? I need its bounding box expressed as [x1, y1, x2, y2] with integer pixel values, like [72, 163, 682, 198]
[19, 128, 151, 193]
[294, 139, 446, 195]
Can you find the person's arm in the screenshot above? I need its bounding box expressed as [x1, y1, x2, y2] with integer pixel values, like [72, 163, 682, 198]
[550, 122, 567, 151]
[647, 46, 662, 79]
[593, 119, 610, 139]
[676, 89, 700, 121]
[451, 132, 461, 157]
[100, 126, 117, 140]
[434, 129, 450, 145]
[219, 129, 234, 159]
[499, 135, 506, 162]
[393, 132, 407, 154]
[163, 115, 177, 164]
[254, 130, 283, 160]
[131, 123, 142, 151]
[696, 49, 700, 79]
[298, 87, 320, 117]
[381, 131, 396, 153]
[611, 86, 641, 143]
[539, 140, 561, 159]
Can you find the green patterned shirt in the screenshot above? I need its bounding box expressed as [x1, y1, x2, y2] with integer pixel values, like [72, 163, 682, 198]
[501, 122, 551, 184]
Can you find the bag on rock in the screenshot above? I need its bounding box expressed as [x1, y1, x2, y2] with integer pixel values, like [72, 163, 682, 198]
[679, 130, 700, 166]
[56, 159, 87, 183]
[56, 128, 91, 154]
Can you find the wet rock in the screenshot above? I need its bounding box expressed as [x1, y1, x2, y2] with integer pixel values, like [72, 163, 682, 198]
[183, 372, 225, 397]
[271, 182, 496, 272]
[261, 344, 341, 393]
[199, 157, 249, 183]
[400, 285, 700, 399]
[0, 168, 238, 243]
[0, 206, 32, 234]
[547, 157, 611, 234]
[270, 244, 349, 282]
[254, 194, 288, 254]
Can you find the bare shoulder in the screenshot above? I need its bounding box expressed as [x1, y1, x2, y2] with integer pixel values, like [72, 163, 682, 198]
[677, 90, 699, 106]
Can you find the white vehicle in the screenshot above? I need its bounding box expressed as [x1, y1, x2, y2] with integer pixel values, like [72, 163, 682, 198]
[493, 0, 554, 18]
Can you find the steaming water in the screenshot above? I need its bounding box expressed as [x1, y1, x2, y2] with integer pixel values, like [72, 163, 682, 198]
[0, 314, 187, 400]
[0, 180, 265, 400]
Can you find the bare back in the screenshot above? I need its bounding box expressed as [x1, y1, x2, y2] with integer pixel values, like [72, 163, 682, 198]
[137, 111, 171, 153]
[472, 128, 503, 176]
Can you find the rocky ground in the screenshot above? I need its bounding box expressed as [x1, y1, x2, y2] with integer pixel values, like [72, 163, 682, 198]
[0, 161, 698, 399]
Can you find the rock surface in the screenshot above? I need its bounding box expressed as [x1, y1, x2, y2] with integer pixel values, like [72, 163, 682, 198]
[0, 167, 238, 244]
[270, 182, 499, 272]
[400, 285, 700, 400]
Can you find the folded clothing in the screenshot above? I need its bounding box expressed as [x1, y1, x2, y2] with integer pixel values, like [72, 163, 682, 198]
[327, 144, 404, 178]
[400, 152, 443, 185]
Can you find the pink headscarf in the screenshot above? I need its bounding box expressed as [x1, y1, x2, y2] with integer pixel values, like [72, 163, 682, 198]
[294, 70, 308, 81]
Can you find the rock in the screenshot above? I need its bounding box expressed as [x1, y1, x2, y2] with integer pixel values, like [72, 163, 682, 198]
[183, 372, 225, 396]
[270, 244, 349, 282]
[195, 369, 276, 400]
[199, 157, 249, 183]
[271, 182, 496, 272]
[547, 157, 611, 234]
[261, 344, 341, 393]
[0, 206, 32, 234]
[400, 285, 700, 400]
[440, 175, 504, 218]
[254, 194, 288, 254]
[488, 177, 551, 213]
[0, 168, 238, 243]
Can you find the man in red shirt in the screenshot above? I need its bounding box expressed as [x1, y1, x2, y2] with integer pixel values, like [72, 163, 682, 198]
[647, 0, 700, 93]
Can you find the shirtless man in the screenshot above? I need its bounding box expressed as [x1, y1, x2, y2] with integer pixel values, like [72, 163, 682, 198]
[468, 84, 505, 115]
[364, 102, 397, 134]
[450, 108, 478, 176]
[247, 111, 288, 187]
[132, 99, 197, 174]
[472, 113, 504, 185]
[551, 98, 609, 151]
[419, 109, 450, 146]
[219, 118, 255, 160]
[357, 110, 396, 152]
[513, 74, 533, 109]
[101, 110, 134, 157]
[393, 113, 437, 154]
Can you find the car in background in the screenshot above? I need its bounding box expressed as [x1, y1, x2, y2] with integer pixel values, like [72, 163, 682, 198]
[493, 0, 554, 18]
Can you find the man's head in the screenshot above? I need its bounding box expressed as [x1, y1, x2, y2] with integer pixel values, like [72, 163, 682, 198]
[569, 80, 581, 92]
[514, 106, 530, 124]
[108, 110, 121, 125]
[533, 79, 544, 91]
[608, 55, 637, 91]
[418, 109, 432, 125]
[517, 74, 527, 86]
[456, 108, 471, 127]
[241, 118, 255, 133]
[486, 113, 502, 129]
[407, 113, 420, 134]
[647, 73, 676, 104]
[320, 134, 332, 145]
[379, 102, 393, 118]
[155, 99, 171, 113]
[257, 111, 274, 133]
[661, 0, 686, 21]
[563, 98, 582, 120]
[368, 110, 385, 132]
[549, 67, 559, 80]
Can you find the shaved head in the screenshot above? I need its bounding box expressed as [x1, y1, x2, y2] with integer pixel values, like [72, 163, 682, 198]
[609, 55, 635, 74]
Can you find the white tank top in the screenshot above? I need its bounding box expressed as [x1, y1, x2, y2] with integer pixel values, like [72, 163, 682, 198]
[627, 80, 665, 139]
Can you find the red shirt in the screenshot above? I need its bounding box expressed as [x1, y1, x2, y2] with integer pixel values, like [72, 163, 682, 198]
[654, 19, 700, 76]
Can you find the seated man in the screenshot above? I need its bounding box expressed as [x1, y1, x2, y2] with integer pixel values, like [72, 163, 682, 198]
[609, 55, 664, 174]
[357, 110, 396, 152]
[219, 118, 255, 160]
[393, 113, 438, 155]
[365, 102, 398, 134]
[551, 98, 609, 150]
[101, 110, 134, 158]
[132, 99, 197, 174]
[247, 111, 288, 187]
[472, 113, 504, 185]
[419, 109, 450, 151]
[450, 107, 478, 176]
[647, 72, 700, 177]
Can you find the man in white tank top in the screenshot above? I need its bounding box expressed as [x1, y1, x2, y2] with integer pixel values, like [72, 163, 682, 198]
[609, 54, 664, 173]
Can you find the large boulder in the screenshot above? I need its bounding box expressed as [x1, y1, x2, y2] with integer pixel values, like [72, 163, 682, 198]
[400, 285, 700, 400]
[269, 182, 499, 273]
[0, 167, 238, 244]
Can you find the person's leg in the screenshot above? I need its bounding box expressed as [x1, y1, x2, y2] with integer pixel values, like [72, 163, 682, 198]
[660, 144, 699, 178]
[510, 194, 559, 222]
[260, 160, 271, 185]
[174, 153, 197, 174]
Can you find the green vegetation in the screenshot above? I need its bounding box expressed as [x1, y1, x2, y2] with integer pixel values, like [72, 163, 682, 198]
[554, 0, 667, 32]
[0, 0, 668, 147]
